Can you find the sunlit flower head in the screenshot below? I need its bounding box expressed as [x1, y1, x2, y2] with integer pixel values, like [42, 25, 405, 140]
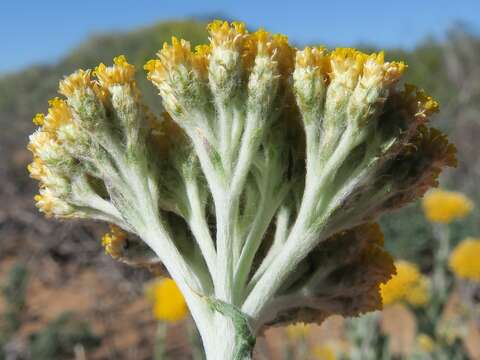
[449, 238, 480, 281]
[380, 260, 430, 307]
[422, 189, 473, 224]
[145, 278, 188, 323]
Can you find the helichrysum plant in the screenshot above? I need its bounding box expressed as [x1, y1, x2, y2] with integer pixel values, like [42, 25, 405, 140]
[28, 20, 456, 359]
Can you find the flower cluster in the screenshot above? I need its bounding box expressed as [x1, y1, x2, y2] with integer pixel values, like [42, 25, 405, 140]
[28, 20, 455, 358]
[381, 261, 430, 307]
[422, 189, 473, 223]
[449, 238, 480, 281]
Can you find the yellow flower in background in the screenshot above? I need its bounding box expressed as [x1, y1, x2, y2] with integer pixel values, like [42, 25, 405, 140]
[145, 278, 188, 322]
[101, 224, 127, 259]
[422, 189, 473, 224]
[286, 322, 311, 341]
[405, 276, 430, 306]
[313, 344, 337, 360]
[380, 261, 429, 307]
[416, 333, 435, 353]
[449, 238, 480, 281]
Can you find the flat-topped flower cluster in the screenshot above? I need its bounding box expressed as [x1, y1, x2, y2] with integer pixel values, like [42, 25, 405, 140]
[27, 20, 456, 359]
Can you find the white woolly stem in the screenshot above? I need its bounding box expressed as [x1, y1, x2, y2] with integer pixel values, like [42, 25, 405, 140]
[185, 178, 217, 279]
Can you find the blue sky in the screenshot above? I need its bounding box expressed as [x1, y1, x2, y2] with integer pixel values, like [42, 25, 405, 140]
[1, 0, 479, 74]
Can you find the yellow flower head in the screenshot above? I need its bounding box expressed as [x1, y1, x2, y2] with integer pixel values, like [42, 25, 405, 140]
[101, 224, 127, 259]
[313, 344, 337, 360]
[244, 29, 295, 75]
[145, 278, 188, 323]
[380, 260, 429, 307]
[329, 48, 405, 90]
[295, 46, 330, 79]
[33, 187, 72, 218]
[397, 84, 439, 126]
[286, 322, 311, 341]
[416, 333, 435, 353]
[145, 37, 212, 88]
[422, 189, 473, 224]
[58, 69, 92, 97]
[27, 157, 47, 181]
[43, 97, 72, 133]
[449, 238, 480, 281]
[207, 20, 247, 49]
[33, 113, 45, 126]
[95, 55, 136, 88]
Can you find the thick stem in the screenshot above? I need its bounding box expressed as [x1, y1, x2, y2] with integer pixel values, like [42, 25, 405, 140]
[215, 197, 236, 302]
[204, 314, 254, 360]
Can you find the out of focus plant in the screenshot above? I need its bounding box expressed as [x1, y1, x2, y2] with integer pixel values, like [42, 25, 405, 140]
[441, 238, 480, 349]
[422, 189, 473, 305]
[449, 238, 480, 282]
[0, 266, 99, 360]
[146, 277, 188, 322]
[0, 264, 28, 360]
[27, 19, 455, 359]
[344, 214, 480, 360]
[145, 277, 190, 359]
[0, 264, 28, 336]
[285, 323, 311, 358]
[28, 312, 100, 360]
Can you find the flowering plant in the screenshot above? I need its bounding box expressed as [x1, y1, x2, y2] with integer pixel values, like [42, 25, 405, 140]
[28, 20, 455, 359]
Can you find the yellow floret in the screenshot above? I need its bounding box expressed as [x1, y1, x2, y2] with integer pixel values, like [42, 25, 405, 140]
[192, 44, 212, 75]
[58, 69, 92, 97]
[449, 238, 480, 281]
[33, 113, 45, 126]
[329, 48, 369, 81]
[101, 224, 128, 259]
[207, 20, 247, 49]
[147, 37, 200, 85]
[27, 157, 47, 181]
[34, 187, 72, 218]
[402, 84, 440, 122]
[95, 55, 136, 88]
[417, 333, 435, 353]
[422, 189, 473, 224]
[43, 98, 72, 133]
[295, 46, 330, 77]
[380, 260, 429, 307]
[145, 278, 188, 322]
